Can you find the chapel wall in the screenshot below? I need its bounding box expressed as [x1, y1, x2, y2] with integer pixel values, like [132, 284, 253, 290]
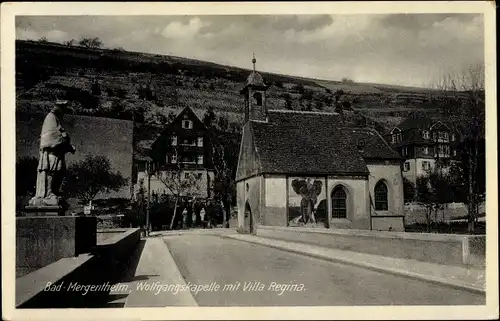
[367, 163, 404, 216]
[327, 177, 370, 229]
[263, 175, 287, 226]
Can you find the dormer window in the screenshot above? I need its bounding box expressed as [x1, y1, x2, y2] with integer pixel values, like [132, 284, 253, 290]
[182, 120, 193, 129]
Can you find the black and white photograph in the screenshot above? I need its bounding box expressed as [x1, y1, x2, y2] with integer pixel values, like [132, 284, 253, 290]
[1, 2, 497, 320]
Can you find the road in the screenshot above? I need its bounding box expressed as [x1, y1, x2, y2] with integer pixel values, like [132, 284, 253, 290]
[164, 234, 485, 306]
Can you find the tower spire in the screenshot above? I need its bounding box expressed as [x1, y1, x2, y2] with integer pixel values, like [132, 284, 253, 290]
[252, 53, 256, 72]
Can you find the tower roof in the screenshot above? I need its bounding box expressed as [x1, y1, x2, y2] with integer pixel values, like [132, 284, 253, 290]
[245, 71, 266, 87]
[240, 54, 268, 94]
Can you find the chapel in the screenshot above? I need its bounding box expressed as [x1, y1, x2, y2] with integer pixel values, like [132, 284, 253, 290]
[235, 57, 405, 233]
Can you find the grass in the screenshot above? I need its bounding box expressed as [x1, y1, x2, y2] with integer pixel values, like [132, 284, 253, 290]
[16, 39, 446, 137]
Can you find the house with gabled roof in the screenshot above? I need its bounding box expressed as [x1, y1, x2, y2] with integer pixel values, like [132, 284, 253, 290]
[235, 58, 405, 233]
[135, 106, 215, 199]
[386, 113, 461, 184]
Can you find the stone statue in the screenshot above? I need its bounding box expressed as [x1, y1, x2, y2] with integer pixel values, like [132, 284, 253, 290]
[29, 100, 76, 207]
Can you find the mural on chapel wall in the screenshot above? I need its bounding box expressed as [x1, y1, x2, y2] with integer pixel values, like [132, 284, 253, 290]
[288, 177, 327, 227]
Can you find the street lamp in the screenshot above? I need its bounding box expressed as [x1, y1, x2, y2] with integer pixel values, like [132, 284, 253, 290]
[145, 160, 154, 236]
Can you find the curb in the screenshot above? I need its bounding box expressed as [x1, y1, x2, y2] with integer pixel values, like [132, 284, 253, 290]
[161, 239, 199, 307]
[224, 235, 485, 295]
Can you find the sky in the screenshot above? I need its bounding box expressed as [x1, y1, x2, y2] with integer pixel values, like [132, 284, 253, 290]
[15, 14, 484, 87]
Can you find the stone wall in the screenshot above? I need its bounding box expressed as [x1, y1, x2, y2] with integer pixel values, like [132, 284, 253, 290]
[256, 226, 485, 267]
[16, 228, 141, 308]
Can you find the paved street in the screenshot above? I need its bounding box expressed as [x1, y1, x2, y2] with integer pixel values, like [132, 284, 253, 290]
[164, 234, 485, 306]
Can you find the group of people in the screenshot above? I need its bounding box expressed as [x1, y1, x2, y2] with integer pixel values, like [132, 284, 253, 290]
[180, 204, 212, 229]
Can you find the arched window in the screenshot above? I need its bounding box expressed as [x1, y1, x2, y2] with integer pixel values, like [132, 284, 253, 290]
[331, 186, 347, 218]
[374, 181, 388, 211]
[253, 92, 263, 106]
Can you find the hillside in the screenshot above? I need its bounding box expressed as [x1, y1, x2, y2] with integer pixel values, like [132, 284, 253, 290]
[15, 40, 446, 137]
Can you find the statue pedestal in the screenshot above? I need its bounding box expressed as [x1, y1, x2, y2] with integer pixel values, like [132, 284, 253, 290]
[24, 205, 66, 216]
[16, 216, 97, 277]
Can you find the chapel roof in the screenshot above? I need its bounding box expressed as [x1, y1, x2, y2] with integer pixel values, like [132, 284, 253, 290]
[240, 110, 401, 178]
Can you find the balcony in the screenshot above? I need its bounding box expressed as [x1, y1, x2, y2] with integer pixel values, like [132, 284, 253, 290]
[434, 153, 450, 158]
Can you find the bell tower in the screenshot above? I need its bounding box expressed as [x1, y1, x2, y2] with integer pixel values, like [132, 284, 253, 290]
[240, 54, 268, 123]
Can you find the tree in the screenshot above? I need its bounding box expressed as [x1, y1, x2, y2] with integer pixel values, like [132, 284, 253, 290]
[64, 155, 127, 205]
[293, 84, 305, 94]
[78, 37, 103, 49]
[16, 157, 39, 197]
[416, 172, 455, 232]
[281, 93, 293, 110]
[217, 114, 229, 132]
[91, 79, 101, 96]
[153, 164, 199, 230]
[38, 36, 49, 43]
[432, 64, 485, 233]
[202, 106, 216, 127]
[415, 176, 434, 232]
[63, 39, 75, 46]
[205, 115, 240, 228]
[402, 177, 415, 203]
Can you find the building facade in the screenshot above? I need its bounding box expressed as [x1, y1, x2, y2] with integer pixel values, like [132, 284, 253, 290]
[135, 107, 215, 199]
[387, 114, 461, 183]
[236, 63, 405, 233]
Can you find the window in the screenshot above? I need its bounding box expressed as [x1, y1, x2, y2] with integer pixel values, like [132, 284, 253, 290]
[196, 173, 203, 179]
[403, 162, 410, 171]
[182, 120, 193, 129]
[453, 150, 457, 156]
[422, 161, 430, 171]
[401, 146, 408, 156]
[423, 146, 429, 155]
[451, 134, 456, 142]
[171, 135, 177, 146]
[197, 155, 204, 165]
[331, 186, 347, 218]
[171, 154, 177, 164]
[185, 173, 190, 179]
[422, 130, 430, 139]
[253, 92, 263, 106]
[197, 137, 203, 147]
[374, 181, 389, 211]
[391, 129, 402, 143]
[436, 144, 450, 157]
